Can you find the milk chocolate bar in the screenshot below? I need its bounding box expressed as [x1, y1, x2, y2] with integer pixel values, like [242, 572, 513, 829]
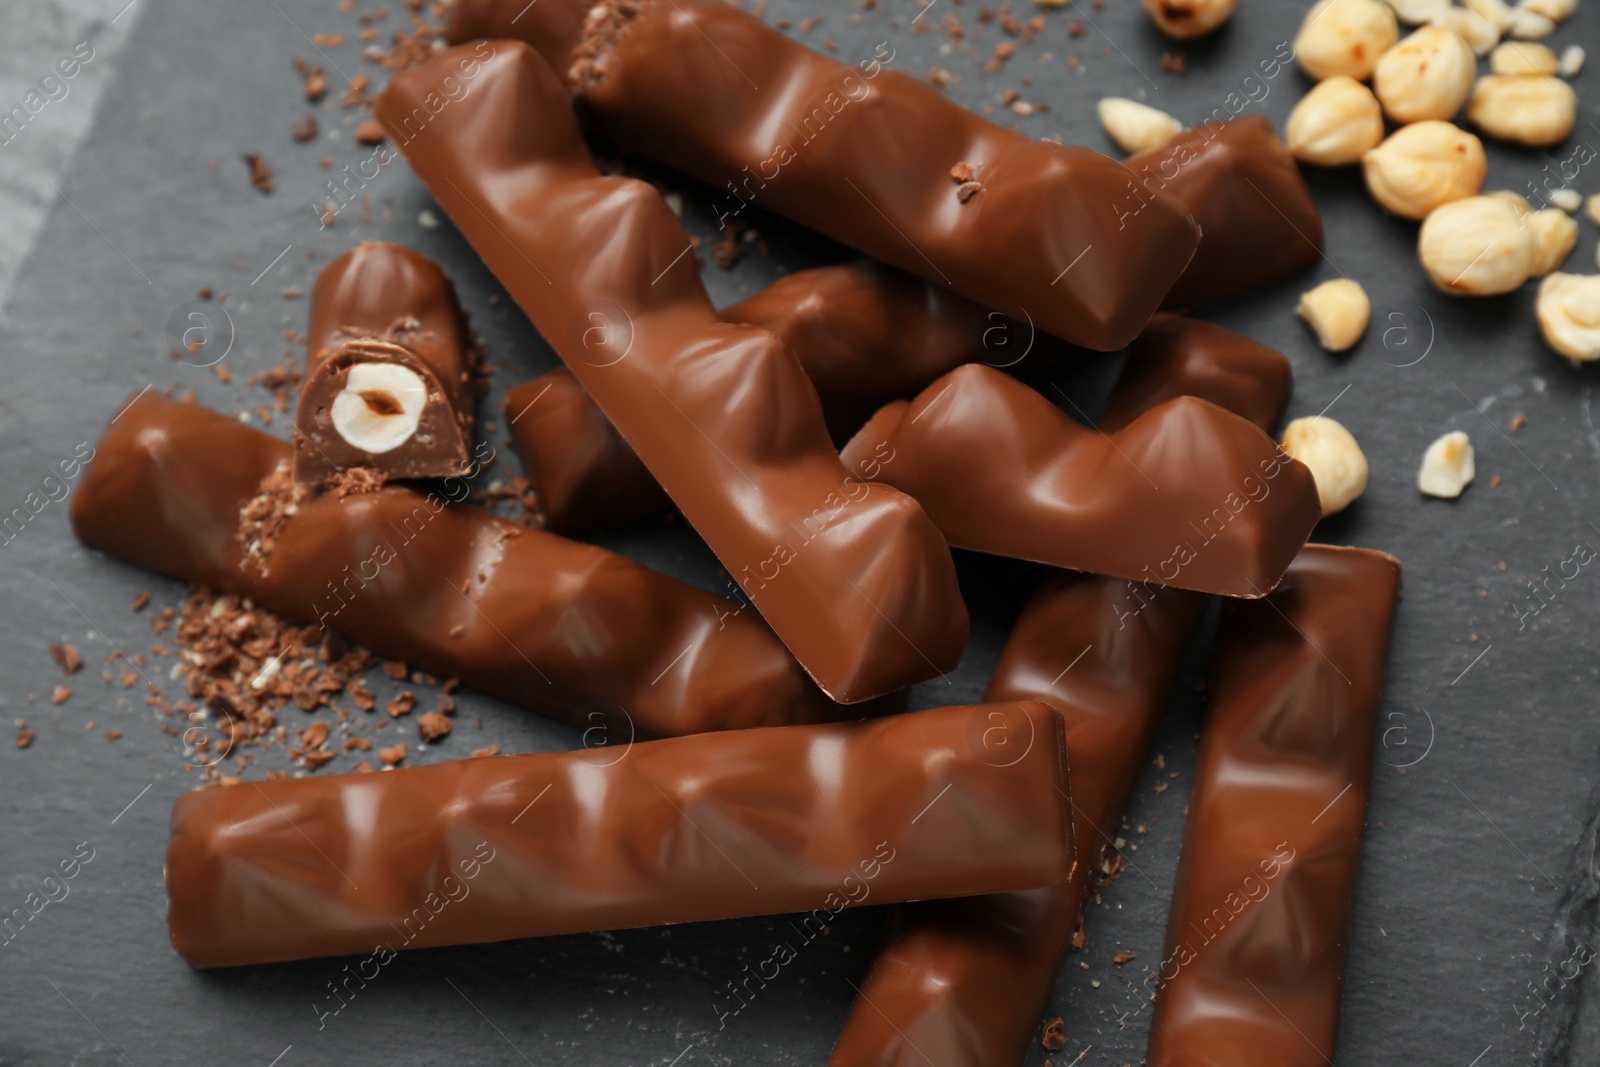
[445, 0, 1201, 350]
[376, 44, 967, 703]
[828, 316, 1292, 1067]
[165, 701, 1075, 968]
[507, 260, 985, 534]
[295, 242, 483, 486]
[840, 363, 1320, 598]
[1146, 544, 1400, 1067]
[70, 395, 834, 738]
[1126, 117, 1323, 311]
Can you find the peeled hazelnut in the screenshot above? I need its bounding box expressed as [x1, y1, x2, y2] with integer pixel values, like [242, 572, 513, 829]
[1462, 0, 1517, 31]
[1386, 0, 1452, 22]
[1298, 279, 1372, 351]
[1373, 25, 1477, 123]
[1548, 188, 1583, 213]
[1560, 44, 1586, 76]
[1097, 97, 1183, 154]
[1536, 273, 1600, 360]
[1519, 0, 1576, 20]
[1429, 7, 1502, 54]
[1467, 75, 1578, 146]
[1281, 417, 1369, 516]
[1417, 431, 1476, 498]
[1295, 0, 1400, 81]
[1362, 121, 1487, 219]
[1141, 0, 1237, 39]
[331, 362, 428, 453]
[1509, 8, 1557, 36]
[1489, 40, 1560, 75]
[1529, 208, 1580, 277]
[1588, 195, 1600, 226]
[1287, 76, 1385, 165]
[1417, 195, 1539, 296]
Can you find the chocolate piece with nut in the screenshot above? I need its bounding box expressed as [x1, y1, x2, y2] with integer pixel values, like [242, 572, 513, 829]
[294, 242, 483, 487]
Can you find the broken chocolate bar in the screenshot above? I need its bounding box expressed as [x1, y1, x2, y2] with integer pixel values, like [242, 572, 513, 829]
[296, 242, 482, 485]
[507, 260, 989, 534]
[1125, 117, 1324, 311]
[165, 701, 1075, 968]
[827, 316, 1294, 1067]
[71, 395, 835, 739]
[445, 0, 1201, 349]
[840, 362, 1320, 598]
[377, 43, 968, 703]
[1145, 544, 1400, 1067]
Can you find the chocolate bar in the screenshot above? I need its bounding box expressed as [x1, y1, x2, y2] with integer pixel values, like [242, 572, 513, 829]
[445, 0, 1201, 350]
[1125, 117, 1324, 311]
[507, 260, 988, 534]
[376, 43, 968, 703]
[165, 701, 1075, 968]
[1145, 544, 1399, 1067]
[296, 242, 483, 486]
[70, 395, 836, 738]
[827, 316, 1293, 1067]
[839, 362, 1320, 598]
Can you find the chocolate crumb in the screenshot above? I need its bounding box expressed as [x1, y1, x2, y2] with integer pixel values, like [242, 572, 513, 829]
[50, 685, 71, 705]
[379, 743, 406, 766]
[1041, 1017, 1067, 1052]
[417, 712, 452, 742]
[356, 119, 386, 145]
[327, 467, 387, 498]
[1113, 950, 1136, 964]
[291, 115, 319, 142]
[950, 161, 976, 183]
[295, 57, 328, 100]
[131, 591, 150, 612]
[956, 180, 984, 203]
[1161, 50, 1188, 74]
[471, 741, 501, 758]
[243, 154, 275, 194]
[385, 692, 417, 718]
[16, 729, 34, 749]
[1509, 412, 1527, 432]
[48, 644, 83, 675]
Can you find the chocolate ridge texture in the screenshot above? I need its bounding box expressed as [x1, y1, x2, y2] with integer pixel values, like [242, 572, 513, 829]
[508, 259, 990, 534]
[70, 395, 835, 738]
[1146, 543, 1401, 1067]
[1127, 117, 1325, 311]
[445, 0, 1202, 350]
[827, 315, 1294, 1067]
[296, 242, 482, 485]
[376, 42, 968, 703]
[840, 362, 1322, 598]
[164, 701, 1076, 968]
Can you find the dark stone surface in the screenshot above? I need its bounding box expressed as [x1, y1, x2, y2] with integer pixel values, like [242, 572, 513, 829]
[2, 0, 1599, 1064]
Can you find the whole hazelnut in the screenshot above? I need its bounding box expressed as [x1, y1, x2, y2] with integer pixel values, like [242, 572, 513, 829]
[1373, 25, 1477, 123]
[1467, 75, 1578, 146]
[1528, 208, 1580, 277]
[1417, 195, 1539, 296]
[1362, 121, 1487, 220]
[1295, 0, 1400, 81]
[1287, 76, 1385, 165]
[1141, 0, 1238, 39]
[1488, 40, 1560, 75]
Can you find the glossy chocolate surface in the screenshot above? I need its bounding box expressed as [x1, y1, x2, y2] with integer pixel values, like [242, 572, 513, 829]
[165, 702, 1076, 969]
[70, 395, 834, 738]
[1146, 544, 1401, 1067]
[445, 0, 1201, 350]
[828, 317, 1293, 1067]
[506, 260, 983, 534]
[377, 43, 967, 703]
[296, 242, 482, 485]
[840, 362, 1321, 598]
[1127, 117, 1324, 312]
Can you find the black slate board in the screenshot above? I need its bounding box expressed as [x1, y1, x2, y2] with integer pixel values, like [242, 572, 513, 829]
[3, 0, 1600, 1064]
